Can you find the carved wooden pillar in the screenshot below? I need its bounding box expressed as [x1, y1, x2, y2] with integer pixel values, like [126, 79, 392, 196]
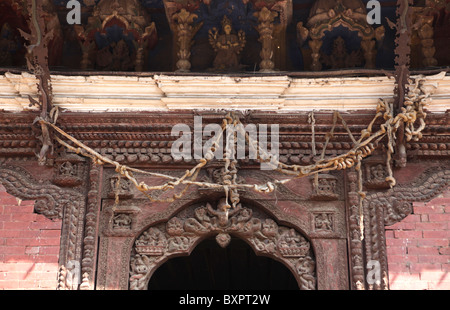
[254, 7, 278, 72]
[79, 162, 103, 290]
[363, 194, 389, 290]
[172, 9, 203, 72]
[413, 10, 438, 67]
[346, 168, 365, 290]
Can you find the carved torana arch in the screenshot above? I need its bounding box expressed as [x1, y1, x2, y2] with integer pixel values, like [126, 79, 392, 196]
[129, 198, 316, 290]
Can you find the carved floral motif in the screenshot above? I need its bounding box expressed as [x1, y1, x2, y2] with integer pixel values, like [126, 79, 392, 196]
[107, 176, 133, 199]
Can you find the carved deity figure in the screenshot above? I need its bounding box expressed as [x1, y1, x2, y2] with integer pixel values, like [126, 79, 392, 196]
[295, 257, 316, 290]
[113, 213, 132, 229]
[96, 39, 135, 71]
[314, 213, 333, 231]
[322, 36, 363, 69]
[370, 163, 387, 181]
[59, 161, 76, 177]
[208, 16, 246, 71]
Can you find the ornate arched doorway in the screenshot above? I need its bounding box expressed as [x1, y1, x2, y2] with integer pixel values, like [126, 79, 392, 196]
[147, 237, 300, 290]
[129, 198, 316, 290]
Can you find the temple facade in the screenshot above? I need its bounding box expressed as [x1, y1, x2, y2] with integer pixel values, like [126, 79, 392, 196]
[0, 0, 449, 290]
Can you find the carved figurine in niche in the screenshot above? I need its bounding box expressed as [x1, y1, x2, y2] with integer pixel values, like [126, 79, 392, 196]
[96, 39, 135, 71]
[112, 213, 132, 230]
[314, 213, 333, 232]
[208, 16, 246, 71]
[322, 36, 363, 69]
[59, 161, 76, 177]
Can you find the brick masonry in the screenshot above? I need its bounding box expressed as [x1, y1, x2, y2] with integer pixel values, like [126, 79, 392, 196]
[0, 182, 449, 290]
[0, 185, 62, 290]
[385, 189, 450, 290]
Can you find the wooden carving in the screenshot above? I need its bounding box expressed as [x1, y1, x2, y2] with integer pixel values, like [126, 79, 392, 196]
[208, 16, 246, 71]
[172, 9, 203, 72]
[74, 0, 157, 71]
[297, 0, 385, 70]
[412, 8, 438, 68]
[129, 198, 316, 290]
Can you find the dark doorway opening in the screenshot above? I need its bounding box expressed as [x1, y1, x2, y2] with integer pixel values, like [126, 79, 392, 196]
[148, 237, 299, 290]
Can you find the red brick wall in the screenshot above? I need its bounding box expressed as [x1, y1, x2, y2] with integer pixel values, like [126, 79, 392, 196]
[0, 185, 61, 290]
[1, 183, 449, 290]
[385, 189, 450, 290]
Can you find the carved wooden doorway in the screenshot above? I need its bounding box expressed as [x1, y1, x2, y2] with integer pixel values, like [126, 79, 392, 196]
[147, 237, 300, 290]
[127, 198, 317, 290]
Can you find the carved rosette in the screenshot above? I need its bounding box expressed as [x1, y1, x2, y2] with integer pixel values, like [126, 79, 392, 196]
[129, 198, 316, 290]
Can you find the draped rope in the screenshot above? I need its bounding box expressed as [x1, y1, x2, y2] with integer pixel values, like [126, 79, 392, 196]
[38, 75, 431, 210]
